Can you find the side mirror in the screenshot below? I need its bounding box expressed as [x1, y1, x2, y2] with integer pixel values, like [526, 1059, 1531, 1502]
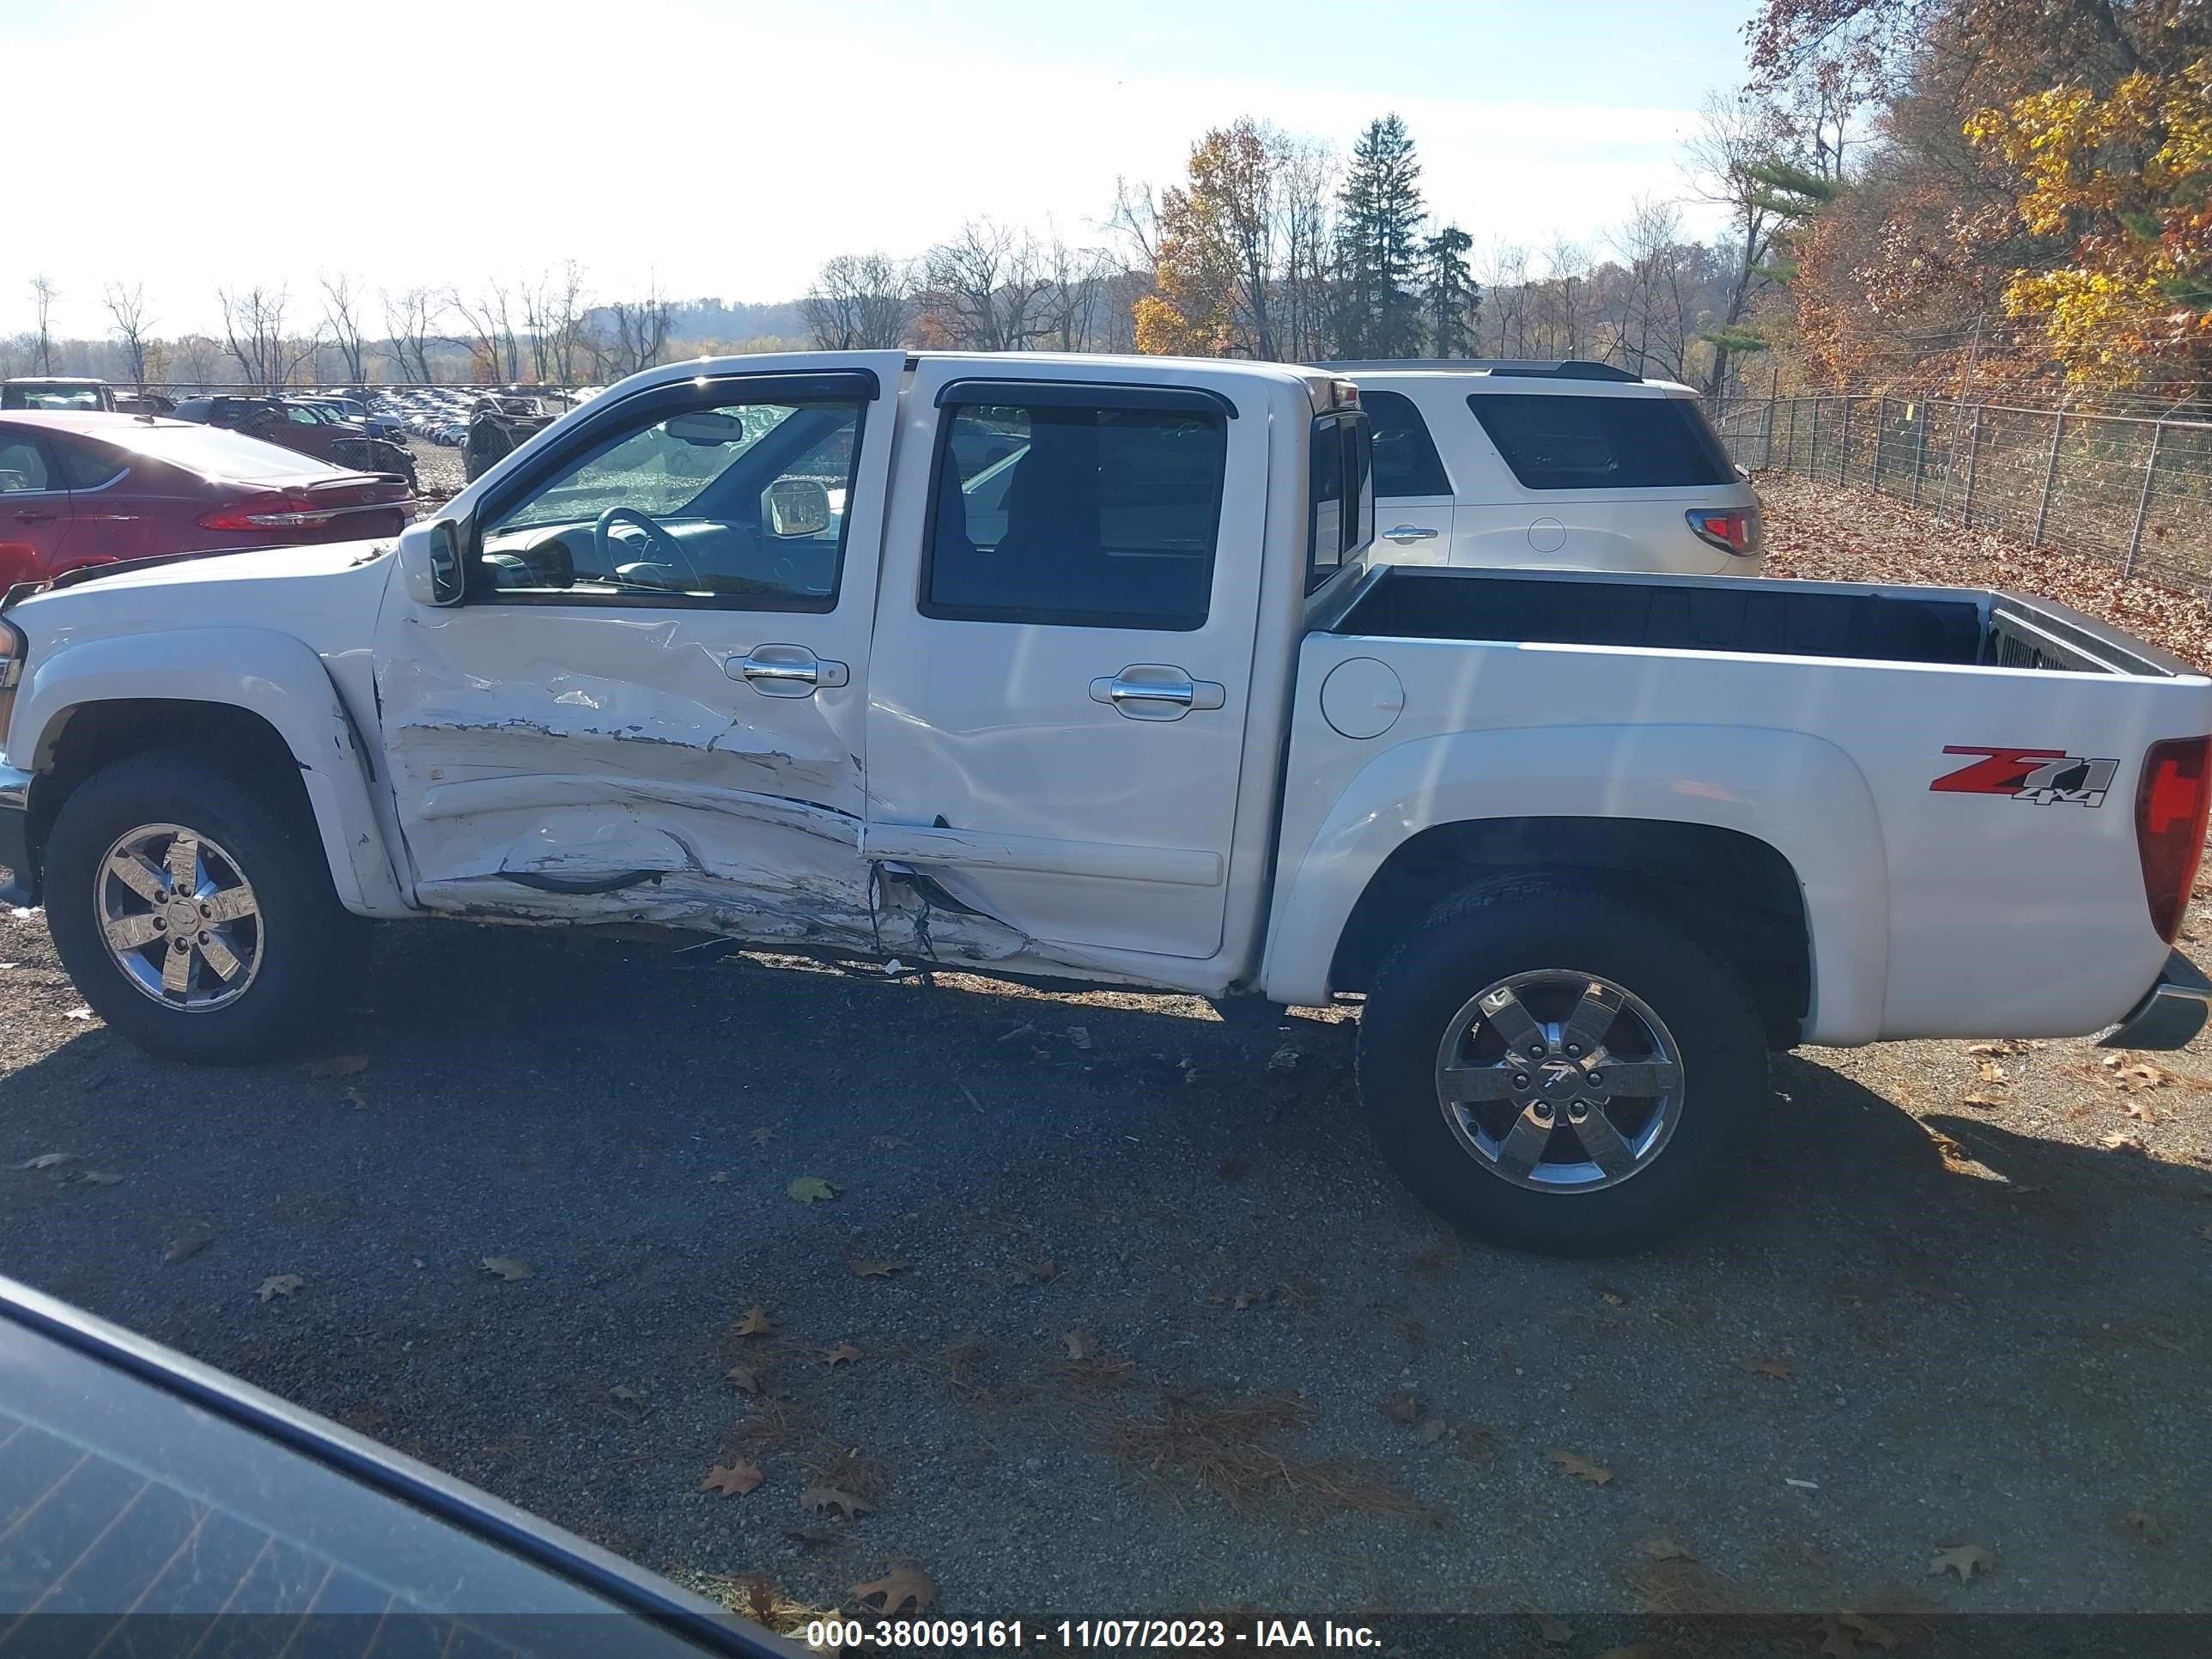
[398, 519, 467, 607]
[766, 477, 832, 538]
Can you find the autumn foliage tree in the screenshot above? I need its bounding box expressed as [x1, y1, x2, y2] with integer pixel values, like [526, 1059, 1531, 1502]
[1748, 0, 2212, 403]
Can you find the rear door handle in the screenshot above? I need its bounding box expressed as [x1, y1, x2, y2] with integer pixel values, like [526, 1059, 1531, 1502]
[12, 510, 56, 525]
[727, 644, 849, 698]
[1089, 665, 1226, 722]
[1382, 525, 1437, 544]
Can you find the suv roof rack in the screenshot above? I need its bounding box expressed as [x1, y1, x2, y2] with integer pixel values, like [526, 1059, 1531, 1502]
[1320, 358, 1644, 383]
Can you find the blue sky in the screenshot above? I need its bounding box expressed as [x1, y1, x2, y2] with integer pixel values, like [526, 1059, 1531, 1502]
[4, 0, 1759, 336]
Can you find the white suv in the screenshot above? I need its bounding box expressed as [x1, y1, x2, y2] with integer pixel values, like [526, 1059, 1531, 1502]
[1328, 360, 1764, 576]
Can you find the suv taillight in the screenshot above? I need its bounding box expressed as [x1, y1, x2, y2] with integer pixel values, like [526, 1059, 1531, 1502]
[2135, 736, 2212, 943]
[1686, 508, 1754, 556]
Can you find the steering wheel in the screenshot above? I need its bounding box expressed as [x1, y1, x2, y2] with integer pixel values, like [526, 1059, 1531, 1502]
[592, 505, 707, 591]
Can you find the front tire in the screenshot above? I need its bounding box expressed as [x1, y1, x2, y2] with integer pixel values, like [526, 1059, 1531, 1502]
[44, 750, 367, 1063]
[1356, 878, 1767, 1255]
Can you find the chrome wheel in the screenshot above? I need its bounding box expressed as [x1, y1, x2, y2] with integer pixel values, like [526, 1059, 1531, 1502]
[95, 823, 264, 1012]
[1433, 969, 1684, 1193]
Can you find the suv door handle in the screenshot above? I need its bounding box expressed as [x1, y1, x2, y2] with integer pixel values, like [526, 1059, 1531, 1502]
[1089, 665, 1226, 722]
[1382, 524, 1438, 543]
[727, 645, 849, 698]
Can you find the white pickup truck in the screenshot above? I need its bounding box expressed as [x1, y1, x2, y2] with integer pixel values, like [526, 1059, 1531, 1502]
[2, 349, 2209, 1255]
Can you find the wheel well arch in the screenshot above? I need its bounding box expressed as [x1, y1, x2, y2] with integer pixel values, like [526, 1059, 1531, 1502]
[1328, 817, 1812, 1047]
[27, 700, 309, 882]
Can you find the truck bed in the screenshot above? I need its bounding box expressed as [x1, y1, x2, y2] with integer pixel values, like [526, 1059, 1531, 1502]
[1334, 566, 2183, 676]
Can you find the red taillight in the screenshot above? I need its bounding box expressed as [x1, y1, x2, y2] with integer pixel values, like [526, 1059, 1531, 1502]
[2134, 735, 2212, 942]
[198, 493, 341, 531]
[1686, 508, 1753, 555]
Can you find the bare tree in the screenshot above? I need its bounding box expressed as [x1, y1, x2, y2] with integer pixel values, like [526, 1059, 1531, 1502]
[1481, 241, 1531, 356]
[101, 283, 155, 391]
[520, 262, 591, 385]
[606, 277, 675, 377]
[1036, 233, 1110, 352]
[218, 286, 317, 391]
[801, 253, 914, 349]
[28, 276, 58, 374]
[320, 274, 369, 383]
[915, 221, 1054, 350]
[1607, 197, 1693, 380]
[381, 287, 447, 384]
[1683, 88, 1793, 395]
[450, 281, 522, 382]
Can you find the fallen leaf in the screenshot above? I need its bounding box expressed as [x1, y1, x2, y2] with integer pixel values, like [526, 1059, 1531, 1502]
[869, 1133, 912, 1152]
[342, 1085, 370, 1110]
[787, 1176, 839, 1203]
[2113, 1060, 2169, 1092]
[2124, 1097, 2160, 1123]
[609, 1384, 649, 1408]
[63, 1006, 92, 1021]
[1267, 1043, 1301, 1073]
[1961, 1091, 2008, 1109]
[1062, 1329, 1097, 1360]
[1837, 1612, 1898, 1650]
[1976, 1058, 2007, 1084]
[1929, 1131, 1975, 1167]
[303, 1054, 368, 1079]
[1746, 1354, 1794, 1381]
[162, 1230, 214, 1265]
[1066, 1025, 1093, 1050]
[852, 1565, 936, 1616]
[1020, 1258, 1060, 1283]
[800, 1484, 875, 1521]
[1642, 1537, 1696, 1562]
[2124, 1510, 2170, 1544]
[2100, 1132, 2149, 1155]
[726, 1364, 763, 1394]
[1537, 1614, 1573, 1646]
[67, 1169, 123, 1187]
[1231, 1288, 1264, 1310]
[1380, 1388, 1422, 1425]
[257, 1274, 303, 1304]
[482, 1255, 533, 1281]
[853, 1259, 908, 1279]
[1598, 1288, 1626, 1306]
[1929, 1542, 1996, 1582]
[15, 1152, 78, 1170]
[1785, 1477, 1820, 1490]
[1413, 1419, 1450, 1445]
[702, 1461, 763, 1497]
[709, 1170, 729, 1183]
[751, 1127, 775, 1146]
[1547, 1449, 1613, 1486]
[824, 1342, 861, 1369]
[737, 1305, 778, 1337]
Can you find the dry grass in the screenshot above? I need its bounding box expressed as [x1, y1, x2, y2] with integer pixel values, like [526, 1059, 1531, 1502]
[1632, 1557, 1747, 1615]
[702, 1571, 842, 1640]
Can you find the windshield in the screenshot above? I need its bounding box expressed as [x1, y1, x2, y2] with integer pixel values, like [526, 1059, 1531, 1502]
[3, 386, 103, 411]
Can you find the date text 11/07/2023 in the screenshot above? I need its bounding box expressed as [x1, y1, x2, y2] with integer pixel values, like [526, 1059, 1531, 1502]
[799, 1619, 1384, 1650]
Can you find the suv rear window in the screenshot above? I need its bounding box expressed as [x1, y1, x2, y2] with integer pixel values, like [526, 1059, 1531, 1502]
[1466, 392, 1735, 490]
[1361, 389, 1451, 497]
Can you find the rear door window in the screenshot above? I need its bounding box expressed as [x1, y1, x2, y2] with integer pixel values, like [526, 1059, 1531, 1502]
[925, 398, 1226, 630]
[1361, 389, 1452, 497]
[1466, 392, 1735, 489]
[50, 435, 127, 489]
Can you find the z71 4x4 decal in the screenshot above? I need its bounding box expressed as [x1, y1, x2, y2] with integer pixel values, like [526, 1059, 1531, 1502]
[1929, 745, 2119, 807]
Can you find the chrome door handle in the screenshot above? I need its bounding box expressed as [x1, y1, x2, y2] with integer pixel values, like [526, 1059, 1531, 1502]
[1088, 666, 1226, 721]
[1382, 525, 1438, 543]
[728, 645, 849, 697]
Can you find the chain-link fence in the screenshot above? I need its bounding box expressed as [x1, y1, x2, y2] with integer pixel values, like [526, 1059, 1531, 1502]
[1707, 393, 2212, 593]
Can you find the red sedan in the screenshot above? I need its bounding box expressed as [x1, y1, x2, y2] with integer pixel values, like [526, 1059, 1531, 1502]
[0, 410, 414, 589]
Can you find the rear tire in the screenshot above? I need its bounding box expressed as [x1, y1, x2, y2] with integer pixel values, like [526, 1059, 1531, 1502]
[1356, 877, 1766, 1255]
[44, 750, 368, 1064]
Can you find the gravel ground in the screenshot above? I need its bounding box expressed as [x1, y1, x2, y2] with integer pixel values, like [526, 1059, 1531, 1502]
[1, 479, 2209, 1634]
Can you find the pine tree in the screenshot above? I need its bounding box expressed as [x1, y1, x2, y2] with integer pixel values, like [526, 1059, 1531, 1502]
[1419, 225, 1479, 357]
[1333, 115, 1428, 358]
